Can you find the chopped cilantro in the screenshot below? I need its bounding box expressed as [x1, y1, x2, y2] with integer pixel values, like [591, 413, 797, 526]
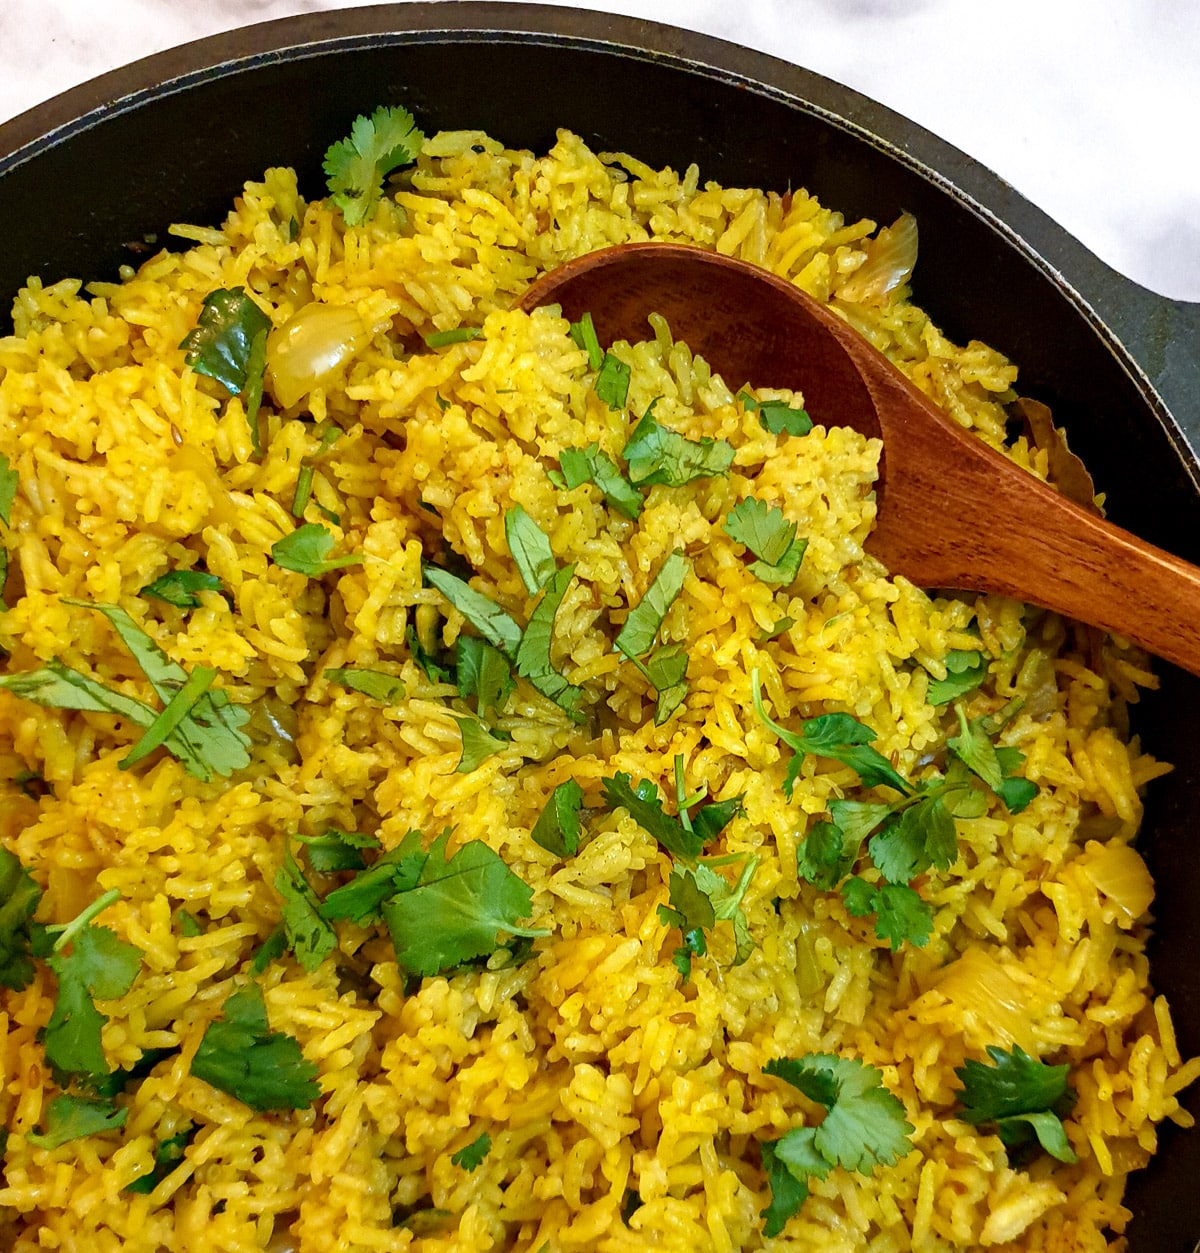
[271, 523, 363, 577]
[424, 327, 482, 348]
[379, 831, 549, 976]
[324, 667, 406, 703]
[622, 405, 735, 487]
[176, 909, 204, 938]
[867, 790, 958, 884]
[455, 637, 514, 717]
[0, 452, 16, 524]
[249, 925, 287, 976]
[0, 848, 42, 991]
[947, 702, 1037, 813]
[190, 981, 321, 1112]
[275, 847, 337, 973]
[531, 780, 585, 858]
[504, 505, 557, 595]
[407, 621, 454, 685]
[555, 444, 642, 520]
[927, 649, 987, 705]
[119, 664, 216, 771]
[658, 856, 758, 976]
[797, 820, 856, 891]
[319, 830, 428, 925]
[423, 565, 523, 659]
[614, 550, 688, 660]
[125, 1125, 194, 1193]
[595, 352, 631, 409]
[841, 876, 933, 950]
[454, 714, 511, 773]
[323, 104, 424, 227]
[723, 497, 806, 585]
[514, 565, 587, 721]
[760, 1131, 824, 1236]
[600, 769, 741, 864]
[954, 1045, 1077, 1163]
[451, 1131, 492, 1171]
[26, 1094, 127, 1150]
[296, 828, 380, 874]
[140, 569, 224, 609]
[642, 643, 689, 725]
[740, 391, 813, 437]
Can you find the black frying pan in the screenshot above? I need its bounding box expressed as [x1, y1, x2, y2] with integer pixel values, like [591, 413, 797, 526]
[1, 5, 1198, 1247]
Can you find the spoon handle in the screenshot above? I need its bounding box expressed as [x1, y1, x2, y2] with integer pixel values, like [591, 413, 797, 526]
[865, 361, 1200, 676]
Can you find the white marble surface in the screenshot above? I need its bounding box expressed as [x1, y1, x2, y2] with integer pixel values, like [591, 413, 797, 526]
[1, 0, 1197, 302]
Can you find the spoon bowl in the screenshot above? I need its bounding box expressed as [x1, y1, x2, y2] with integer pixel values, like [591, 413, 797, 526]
[520, 242, 1200, 676]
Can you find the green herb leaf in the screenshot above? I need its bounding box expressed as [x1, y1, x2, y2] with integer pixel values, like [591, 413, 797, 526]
[379, 832, 548, 976]
[190, 981, 321, 1112]
[125, 1125, 194, 1193]
[568, 313, 604, 371]
[599, 773, 705, 863]
[450, 1131, 492, 1171]
[867, 792, 957, 884]
[179, 288, 272, 401]
[764, 1053, 914, 1173]
[26, 1094, 127, 1150]
[515, 564, 587, 721]
[927, 650, 987, 705]
[504, 505, 557, 595]
[455, 637, 514, 717]
[177, 910, 204, 938]
[424, 327, 482, 348]
[622, 407, 735, 487]
[614, 549, 688, 660]
[797, 820, 856, 891]
[740, 392, 813, 437]
[994, 747, 1038, 813]
[0, 848, 42, 991]
[120, 664, 217, 770]
[140, 569, 224, 609]
[595, 352, 631, 409]
[531, 780, 585, 858]
[556, 445, 642, 520]
[0, 453, 18, 525]
[454, 714, 511, 773]
[760, 1132, 820, 1237]
[841, 877, 933, 950]
[319, 830, 428, 925]
[296, 828, 381, 874]
[275, 847, 338, 973]
[323, 104, 424, 227]
[658, 856, 758, 974]
[643, 643, 689, 725]
[954, 1045, 1077, 1164]
[423, 566, 523, 659]
[272, 523, 363, 578]
[324, 667, 406, 703]
[723, 497, 806, 585]
[249, 926, 287, 976]
[947, 701, 1004, 792]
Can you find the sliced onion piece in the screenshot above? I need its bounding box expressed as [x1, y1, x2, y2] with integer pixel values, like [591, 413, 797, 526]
[266, 302, 370, 409]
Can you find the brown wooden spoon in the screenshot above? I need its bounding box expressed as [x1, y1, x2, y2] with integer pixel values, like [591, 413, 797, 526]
[518, 241, 1200, 676]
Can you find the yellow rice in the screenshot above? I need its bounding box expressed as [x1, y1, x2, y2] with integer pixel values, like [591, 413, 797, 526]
[0, 124, 1196, 1252]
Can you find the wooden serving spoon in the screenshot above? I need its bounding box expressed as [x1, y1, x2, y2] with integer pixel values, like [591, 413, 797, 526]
[519, 242, 1200, 677]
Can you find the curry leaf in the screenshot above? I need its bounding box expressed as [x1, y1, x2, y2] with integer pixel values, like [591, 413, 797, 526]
[179, 288, 271, 399]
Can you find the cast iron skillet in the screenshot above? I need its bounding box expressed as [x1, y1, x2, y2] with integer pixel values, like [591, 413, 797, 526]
[1, 5, 1198, 1247]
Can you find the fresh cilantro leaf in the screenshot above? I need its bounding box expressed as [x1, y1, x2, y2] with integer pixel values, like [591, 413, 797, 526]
[140, 569, 224, 609]
[760, 616, 795, 643]
[947, 701, 1004, 792]
[179, 288, 271, 401]
[531, 780, 585, 858]
[125, 1125, 194, 1193]
[0, 848, 42, 991]
[556, 444, 642, 520]
[927, 650, 987, 705]
[407, 621, 454, 685]
[26, 1094, 126, 1150]
[723, 497, 806, 585]
[190, 981, 321, 1112]
[379, 832, 549, 976]
[424, 327, 481, 348]
[765, 1053, 914, 1172]
[275, 847, 337, 973]
[514, 564, 587, 721]
[690, 793, 745, 845]
[759, 1131, 820, 1237]
[614, 550, 689, 659]
[622, 407, 735, 487]
[42, 891, 143, 1079]
[750, 671, 911, 798]
[827, 798, 897, 849]
[841, 877, 933, 950]
[177, 909, 204, 937]
[595, 353, 631, 409]
[955, 1045, 1077, 1163]
[319, 830, 428, 925]
[456, 637, 514, 717]
[272, 523, 363, 578]
[324, 666, 406, 703]
[601, 773, 705, 862]
[454, 714, 511, 773]
[740, 391, 813, 437]
[867, 792, 957, 884]
[647, 645, 689, 724]
[0, 660, 153, 725]
[296, 828, 381, 874]
[120, 664, 217, 770]
[658, 856, 758, 973]
[505, 505, 557, 595]
[798, 820, 855, 891]
[451, 1131, 492, 1171]
[568, 313, 604, 371]
[994, 747, 1038, 813]
[249, 925, 287, 976]
[423, 565, 523, 659]
[323, 104, 424, 227]
[0, 453, 16, 525]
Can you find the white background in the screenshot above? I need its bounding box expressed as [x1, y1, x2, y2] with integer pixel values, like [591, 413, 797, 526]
[1, 0, 1198, 302]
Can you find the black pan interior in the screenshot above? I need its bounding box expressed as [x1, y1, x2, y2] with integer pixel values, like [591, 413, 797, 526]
[1, 14, 1197, 1248]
